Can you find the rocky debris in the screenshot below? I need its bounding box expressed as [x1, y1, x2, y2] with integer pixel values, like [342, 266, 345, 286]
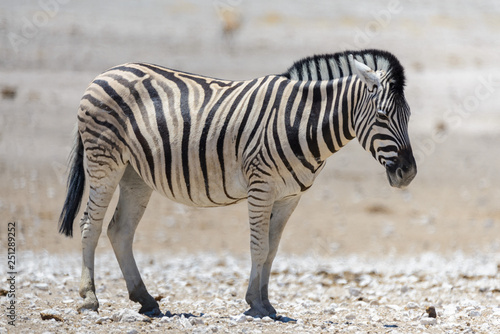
[426, 305, 437, 318]
[348, 286, 361, 297]
[40, 309, 64, 322]
[33, 283, 49, 291]
[3, 251, 500, 333]
[111, 309, 152, 323]
[420, 316, 437, 326]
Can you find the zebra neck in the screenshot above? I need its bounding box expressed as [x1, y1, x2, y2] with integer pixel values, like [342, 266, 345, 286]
[313, 78, 357, 161]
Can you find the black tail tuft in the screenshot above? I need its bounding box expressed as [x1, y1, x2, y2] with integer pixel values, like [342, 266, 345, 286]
[58, 133, 85, 237]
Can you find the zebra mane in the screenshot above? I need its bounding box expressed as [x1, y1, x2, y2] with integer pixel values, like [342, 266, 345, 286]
[283, 49, 406, 94]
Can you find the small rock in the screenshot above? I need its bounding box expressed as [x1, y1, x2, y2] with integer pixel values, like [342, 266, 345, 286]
[63, 308, 78, 316]
[40, 309, 63, 322]
[179, 315, 192, 328]
[426, 306, 437, 318]
[420, 317, 437, 326]
[349, 287, 361, 297]
[262, 316, 273, 323]
[323, 305, 336, 314]
[386, 304, 401, 312]
[406, 302, 419, 309]
[232, 314, 247, 323]
[159, 316, 172, 323]
[82, 311, 100, 321]
[468, 310, 481, 317]
[111, 309, 151, 323]
[126, 330, 139, 334]
[95, 316, 112, 324]
[190, 317, 205, 326]
[34, 283, 49, 291]
[345, 313, 356, 321]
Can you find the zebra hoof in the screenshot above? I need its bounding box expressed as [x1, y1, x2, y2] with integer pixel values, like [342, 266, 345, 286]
[78, 297, 99, 313]
[244, 305, 272, 318]
[139, 304, 161, 317]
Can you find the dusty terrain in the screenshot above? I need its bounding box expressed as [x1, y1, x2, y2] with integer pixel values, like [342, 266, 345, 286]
[1, 1, 500, 333]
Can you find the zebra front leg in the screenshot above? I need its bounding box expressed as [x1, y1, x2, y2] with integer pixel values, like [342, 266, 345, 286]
[244, 184, 275, 318]
[107, 166, 160, 316]
[260, 195, 301, 317]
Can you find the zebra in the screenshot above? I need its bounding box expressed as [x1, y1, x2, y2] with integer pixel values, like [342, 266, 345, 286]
[59, 49, 416, 319]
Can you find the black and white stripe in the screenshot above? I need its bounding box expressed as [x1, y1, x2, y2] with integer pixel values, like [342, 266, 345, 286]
[59, 49, 416, 317]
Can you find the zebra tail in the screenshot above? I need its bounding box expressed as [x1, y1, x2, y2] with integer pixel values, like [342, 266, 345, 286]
[58, 132, 85, 237]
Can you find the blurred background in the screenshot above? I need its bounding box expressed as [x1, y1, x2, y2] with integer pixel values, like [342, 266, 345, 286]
[0, 0, 499, 259]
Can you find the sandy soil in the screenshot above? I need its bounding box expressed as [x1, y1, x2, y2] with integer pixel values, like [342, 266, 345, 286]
[1, 1, 500, 333]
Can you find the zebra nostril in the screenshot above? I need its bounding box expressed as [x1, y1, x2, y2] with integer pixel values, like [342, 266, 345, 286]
[396, 167, 403, 180]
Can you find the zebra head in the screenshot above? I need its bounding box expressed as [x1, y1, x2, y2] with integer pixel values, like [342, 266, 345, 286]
[350, 55, 417, 188]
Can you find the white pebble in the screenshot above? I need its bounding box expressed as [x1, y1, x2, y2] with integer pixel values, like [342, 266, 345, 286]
[406, 302, 419, 309]
[34, 283, 49, 291]
[261, 316, 273, 323]
[111, 309, 151, 323]
[190, 317, 205, 326]
[386, 304, 401, 312]
[159, 316, 172, 323]
[179, 316, 193, 328]
[468, 310, 481, 317]
[323, 305, 336, 314]
[349, 287, 361, 297]
[95, 316, 112, 324]
[345, 313, 356, 320]
[420, 317, 437, 326]
[232, 314, 246, 323]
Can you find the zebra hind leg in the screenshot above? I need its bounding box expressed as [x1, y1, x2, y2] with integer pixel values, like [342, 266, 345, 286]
[107, 165, 160, 316]
[78, 163, 126, 313]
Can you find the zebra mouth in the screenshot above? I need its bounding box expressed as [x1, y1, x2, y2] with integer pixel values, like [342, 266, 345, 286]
[384, 150, 417, 189]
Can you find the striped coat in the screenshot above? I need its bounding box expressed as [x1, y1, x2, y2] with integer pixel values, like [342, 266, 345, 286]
[60, 49, 416, 318]
[78, 64, 360, 206]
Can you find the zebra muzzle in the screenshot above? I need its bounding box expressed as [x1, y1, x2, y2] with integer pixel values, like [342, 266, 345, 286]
[384, 149, 417, 189]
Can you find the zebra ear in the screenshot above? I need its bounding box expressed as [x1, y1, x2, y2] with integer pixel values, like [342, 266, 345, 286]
[350, 56, 381, 91]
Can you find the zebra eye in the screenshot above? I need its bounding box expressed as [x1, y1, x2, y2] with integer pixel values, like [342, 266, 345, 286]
[377, 109, 388, 120]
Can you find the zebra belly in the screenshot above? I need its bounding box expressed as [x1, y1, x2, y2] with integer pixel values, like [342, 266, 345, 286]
[129, 148, 249, 208]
